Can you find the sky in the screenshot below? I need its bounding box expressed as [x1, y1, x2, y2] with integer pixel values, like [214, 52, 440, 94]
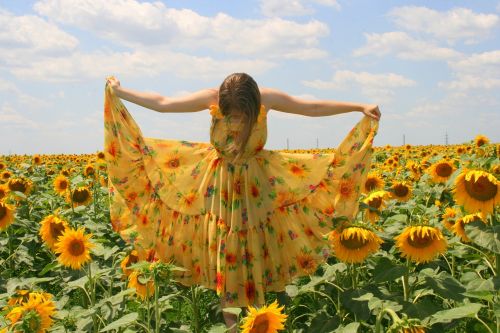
[0, 0, 499, 155]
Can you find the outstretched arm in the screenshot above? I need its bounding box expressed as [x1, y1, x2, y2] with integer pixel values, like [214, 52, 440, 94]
[106, 77, 218, 113]
[261, 87, 381, 120]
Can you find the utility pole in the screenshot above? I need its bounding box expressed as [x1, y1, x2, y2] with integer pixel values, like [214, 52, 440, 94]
[445, 131, 449, 145]
[403, 134, 405, 146]
[286, 138, 289, 150]
[316, 138, 319, 149]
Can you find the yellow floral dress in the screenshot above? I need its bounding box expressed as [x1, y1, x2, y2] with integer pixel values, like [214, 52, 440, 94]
[103, 82, 378, 307]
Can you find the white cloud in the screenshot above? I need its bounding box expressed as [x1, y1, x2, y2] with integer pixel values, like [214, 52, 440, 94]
[388, 6, 499, 44]
[0, 77, 51, 108]
[0, 8, 78, 53]
[0, 103, 39, 128]
[33, 0, 329, 60]
[440, 50, 500, 90]
[260, 0, 340, 17]
[353, 31, 462, 61]
[6, 47, 276, 82]
[302, 70, 416, 104]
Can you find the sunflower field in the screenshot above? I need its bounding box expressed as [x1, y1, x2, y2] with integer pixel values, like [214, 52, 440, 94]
[0, 136, 499, 333]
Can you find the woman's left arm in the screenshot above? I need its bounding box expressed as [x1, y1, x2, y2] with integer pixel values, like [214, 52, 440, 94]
[106, 77, 218, 113]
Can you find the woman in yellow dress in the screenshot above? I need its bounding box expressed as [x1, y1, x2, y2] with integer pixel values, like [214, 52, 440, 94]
[104, 73, 380, 331]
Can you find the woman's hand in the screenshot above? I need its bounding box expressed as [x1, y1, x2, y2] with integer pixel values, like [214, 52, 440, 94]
[362, 104, 381, 120]
[106, 76, 121, 92]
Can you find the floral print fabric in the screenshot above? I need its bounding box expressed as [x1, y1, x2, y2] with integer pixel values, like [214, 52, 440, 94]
[104, 83, 379, 307]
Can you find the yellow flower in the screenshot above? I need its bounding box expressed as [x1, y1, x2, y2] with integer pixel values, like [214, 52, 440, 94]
[120, 250, 140, 278]
[0, 201, 15, 231]
[395, 226, 447, 263]
[362, 190, 389, 224]
[54, 227, 94, 270]
[329, 226, 383, 263]
[452, 169, 499, 215]
[240, 300, 287, 333]
[474, 134, 489, 147]
[39, 214, 69, 252]
[362, 172, 385, 194]
[452, 212, 486, 242]
[53, 174, 70, 196]
[5, 293, 56, 333]
[441, 207, 458, 231]
[427, 160, 456, 183]
[127, 270, 154, 299]
[66, 186, 92, 207]
[390, 181, 412, 202]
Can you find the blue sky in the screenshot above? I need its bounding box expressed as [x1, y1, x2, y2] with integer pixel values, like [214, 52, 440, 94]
[0, 0, 499, 154]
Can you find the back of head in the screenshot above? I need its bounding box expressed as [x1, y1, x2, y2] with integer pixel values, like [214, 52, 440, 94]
[216, 73, 261, 161]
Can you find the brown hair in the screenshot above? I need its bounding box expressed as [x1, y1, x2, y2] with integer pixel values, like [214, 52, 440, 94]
[212, 73, 261, 162]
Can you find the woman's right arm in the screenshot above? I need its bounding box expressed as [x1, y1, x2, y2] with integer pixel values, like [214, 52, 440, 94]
[261, 87, 381, 120]
[106, 77, 218, 113]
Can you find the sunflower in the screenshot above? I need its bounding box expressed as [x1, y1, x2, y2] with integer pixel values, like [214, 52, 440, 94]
[83, 164, 96, 177]
[362, 190, 389, 223]
[390, 181, 412, 202]
[441, 207, 458, 231]
[452, 212, 486, 242]
[1, 170, 12, 181]
[295, 252, 317, 274]
[452, 169, 499, 215]
[395, 226, 447, 263]
[0, 201, 15, 230]
[5, 292, 56, 333]
[39, 215, 69, 252]
[7, 177, 33, 199]
[329, 226, 383, 263]
[474, 134, 489, 147]
[54, 227, 94, 270]
[120, 250, 140, 277]
[66, 186, 92, 207]
[362, 173, 385, 193]
[32, 154, 42, 165]
[335, 176, 357, 203]
[127, 270, 154, 299]
[164, 152, 182, 170]
[53, 174, 69, 196]
[0, 184, 9, 200]
[7, 290, 53, 307]
[427, 160, 456, 183]
[240, 300, 287, 333]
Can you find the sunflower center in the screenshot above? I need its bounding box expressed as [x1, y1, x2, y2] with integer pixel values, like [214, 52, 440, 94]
[50, 222, 66, 240]
[365, 178, 377, 191]
[58, 180, 68, 190]
[73, 188, 90, 203]
[126, 253, 139, 268]
[340, 235, 368, 249]
[393, 184, 409, 197]
[252, 314, 269, 333]
[464, 175, 497, 201]
[407, 234, 432, 248]
[368, 197, 382, 209]
[69, 239, 85, 256]
[0, 205, 6, 219]
[436, 163, 453, 177]
[9, 181, 27, 193]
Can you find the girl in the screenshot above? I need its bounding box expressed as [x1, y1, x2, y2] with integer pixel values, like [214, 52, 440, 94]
[105, 73, 380, 331]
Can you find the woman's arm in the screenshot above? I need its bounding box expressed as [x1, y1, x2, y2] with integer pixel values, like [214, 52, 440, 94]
[106, 77, 218, 113]
[261, 87, 381, 120]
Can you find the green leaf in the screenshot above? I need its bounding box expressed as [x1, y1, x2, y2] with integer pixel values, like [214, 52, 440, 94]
[222, 307, 242, 317]
[334, 322, 360, 333]
[99, 312, 138, 332]
[464, 221, 500, 254]
[421, 270, 466, 301]
[427, 303, 483, 325]
[39, 261, 60, 276]
[373, 257, 407, 283]
[463, 278, 495, 302]
[207, 324, 227, 333]
[308, 312, 340, 333]
[341, 289, 371, 321]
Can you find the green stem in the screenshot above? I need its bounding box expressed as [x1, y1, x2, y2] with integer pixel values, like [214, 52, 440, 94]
[191, 286, 201, 333]
[375, 308, 401, 333]
[475, 314, 493, 333]
[402, 259, 410, 302]
[87, 263, 98, 333]
[154, 272, 160, 333]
